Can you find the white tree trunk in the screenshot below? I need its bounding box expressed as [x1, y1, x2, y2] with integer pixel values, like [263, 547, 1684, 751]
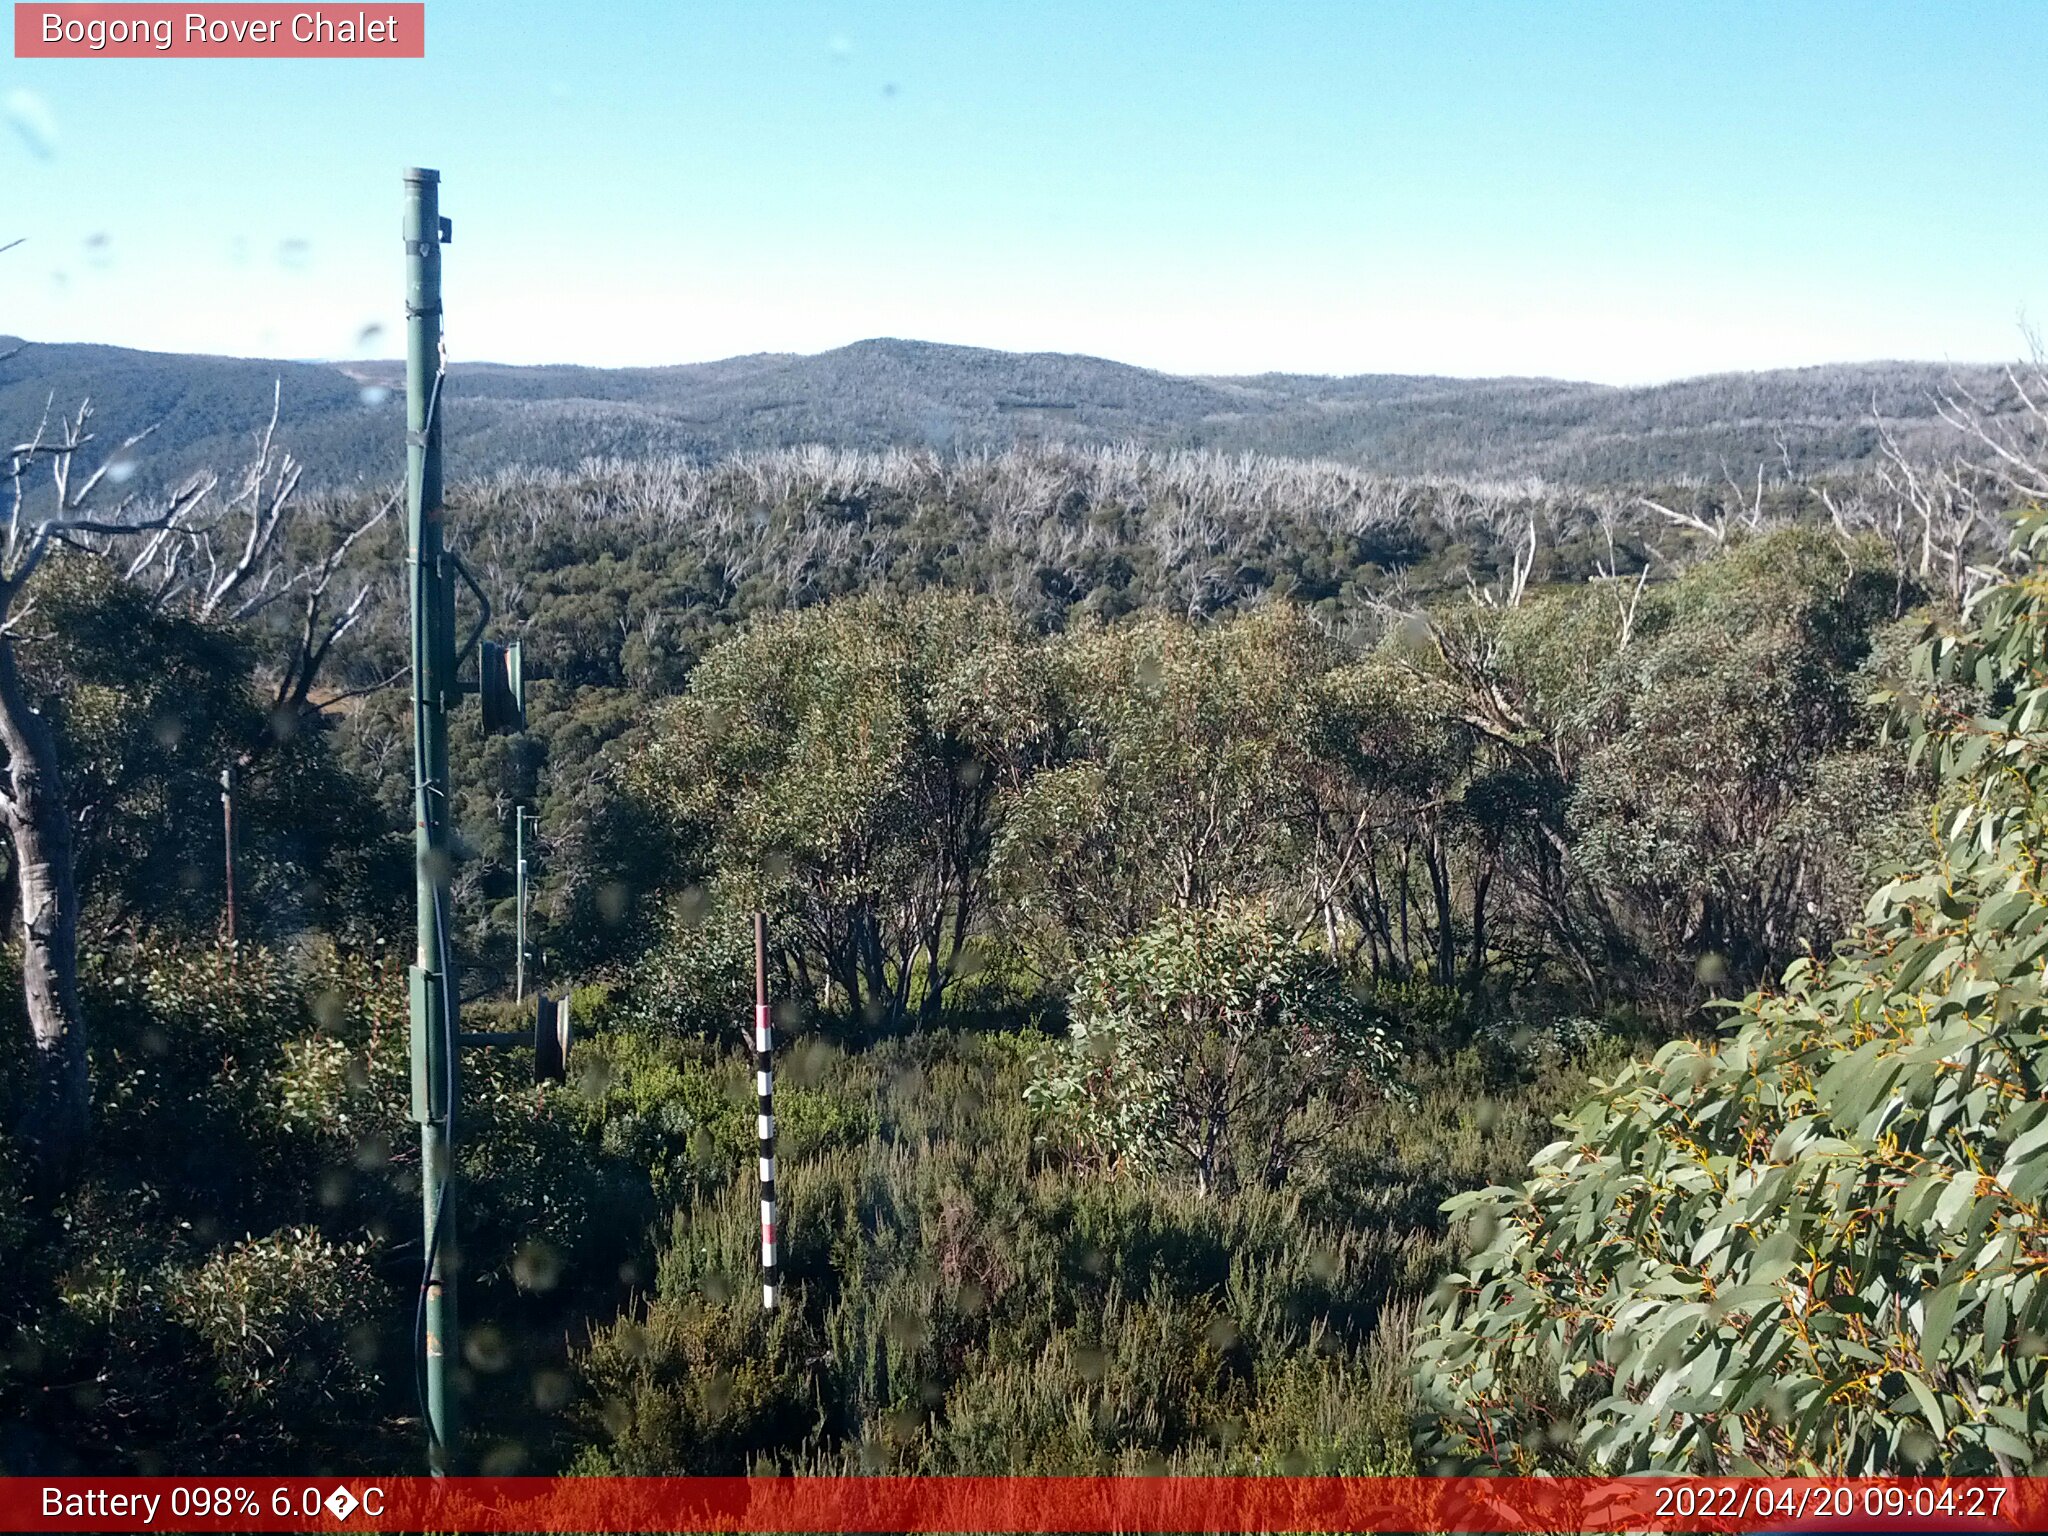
[0, 637, 88, 1191]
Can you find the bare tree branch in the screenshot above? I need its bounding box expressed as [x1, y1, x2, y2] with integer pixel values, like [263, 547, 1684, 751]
[1640, 496, 1726, 545]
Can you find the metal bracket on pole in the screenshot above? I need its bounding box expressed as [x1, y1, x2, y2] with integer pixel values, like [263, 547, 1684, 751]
[456, 992, 569, 1083]
[450, 551, 492, 669]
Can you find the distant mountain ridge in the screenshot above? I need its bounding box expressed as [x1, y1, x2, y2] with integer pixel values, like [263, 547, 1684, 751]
[0, 333, 2003, 491]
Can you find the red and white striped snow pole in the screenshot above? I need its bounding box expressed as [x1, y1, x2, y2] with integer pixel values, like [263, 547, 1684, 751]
[753, 912, 778, 1312]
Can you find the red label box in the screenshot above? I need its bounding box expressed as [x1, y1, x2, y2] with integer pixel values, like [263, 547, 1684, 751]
[14, 4, 424, 57]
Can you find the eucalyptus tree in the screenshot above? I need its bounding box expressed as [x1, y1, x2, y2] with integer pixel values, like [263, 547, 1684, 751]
[3, 393, 389, 1190]
[633, 592, 1055, 1029]
[992, 605, 1343, 980]
[1392, 529, 1919, 1007]
[1297, 655, 1492, 987]
[1026, 902, 1408, 1195]
[1415, 520, 2048, 1471]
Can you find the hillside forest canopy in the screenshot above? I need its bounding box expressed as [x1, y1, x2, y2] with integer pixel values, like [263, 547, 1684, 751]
[4, 349, 2048, 1477]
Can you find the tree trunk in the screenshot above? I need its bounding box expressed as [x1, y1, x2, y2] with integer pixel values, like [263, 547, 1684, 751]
[0, 637, 89, 1194]
[1468, 862, 1493, 991]
[1428, 828, 1457, 988]
[1396, 845, 1413, 975]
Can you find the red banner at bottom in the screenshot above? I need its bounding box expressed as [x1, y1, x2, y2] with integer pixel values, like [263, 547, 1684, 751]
[4, 1475, 2043, 1533]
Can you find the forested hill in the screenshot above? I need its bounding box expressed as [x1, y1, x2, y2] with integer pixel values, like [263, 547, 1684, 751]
[0, 332, 2004, 489]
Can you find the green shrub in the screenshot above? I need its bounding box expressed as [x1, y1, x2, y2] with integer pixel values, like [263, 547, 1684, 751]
[171, 1226, 382, 1413]
[577, 1291, 823, 1474]
[575, 1021, 1474, 1475]
[1027, 904, 1407, 1194]
[609, 894, 754, 1041]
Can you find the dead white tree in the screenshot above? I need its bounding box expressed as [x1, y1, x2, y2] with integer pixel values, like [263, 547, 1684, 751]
[1639, 458, 1774, 549]
[1937, 360, 2048, 504]
[1639, 493, 1728, 546]
[1465, 511, 1537, 609]
[1592, 500, 1652, 649]
[1884, 441, 1984, 607]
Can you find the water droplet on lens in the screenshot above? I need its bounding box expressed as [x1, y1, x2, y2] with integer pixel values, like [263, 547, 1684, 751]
[513, 1240, 562, 1292]
[4, 90, 58, 160]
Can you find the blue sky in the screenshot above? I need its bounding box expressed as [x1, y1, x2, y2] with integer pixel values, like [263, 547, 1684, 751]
[1, 1, 2042, 382]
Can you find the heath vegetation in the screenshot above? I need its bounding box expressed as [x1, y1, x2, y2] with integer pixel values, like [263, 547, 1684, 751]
[6, 363, 2048, 1474]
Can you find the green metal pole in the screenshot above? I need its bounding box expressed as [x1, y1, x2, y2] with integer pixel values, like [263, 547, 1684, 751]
[515, 808, 527, 1004]
[403, 165, 457, 1477]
